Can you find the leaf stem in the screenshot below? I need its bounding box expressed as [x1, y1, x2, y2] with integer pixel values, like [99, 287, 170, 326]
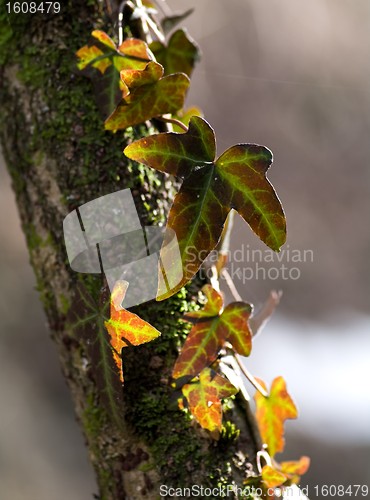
[233, 352, 269, 397]
[155, 115, 189, 132]
[221, 268, 243, 301]
[249, 290, 282, 338]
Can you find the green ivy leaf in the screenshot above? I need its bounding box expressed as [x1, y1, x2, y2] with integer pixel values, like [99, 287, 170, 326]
[181, 367, 238, 432]
[104, 61, 190, 131]
[150, 28, 200, 77]
[124, 116, 286, 299]
[173, 285, 253, 380]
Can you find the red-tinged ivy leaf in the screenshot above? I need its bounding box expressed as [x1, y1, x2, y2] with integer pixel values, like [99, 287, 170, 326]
[104, 280, 161, 382]
[77, 31, 153, 72]
[104, 61, 190, 131]
[181, 368, 238, 432]
[124, 116, 286, 299]
[76, 31, 154, 116]
[254, 376, 298, 457]
[185, 284, 223, 318]
[76, 45, 110, 73]
[172, 106, 203, 133]
[262, 456, 310, 489]
[150, 28, 200, 77]
[117, 38, 154, 61]
[91, 30, 116, 50]
[173, 285, 253, 380]
[67, 281, 125, 431]
[262, 465, 289, 489]
[280, 456, 310, 477]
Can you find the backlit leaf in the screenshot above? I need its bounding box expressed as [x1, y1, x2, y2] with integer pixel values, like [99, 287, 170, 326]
[172, 106, 203, 133]
[76, 45, 109, 73]
[181, 368, 238, 432]
[68, 280, 160, 429]
[262, 456, 310, 489]
[104, 61, 190, 131]
[254, 376, 298, 457]
[92, 30, 116, 50]
[173, 285, 252, 380]
[104, 280, 161, 382]
[68, 282, 125, 430]
[280, 456, 310, 477]
[124, 116, 286, 299]
[150, 28, 200, 76]
[76, 31, 154, 116]
[262, 465, 288, 489]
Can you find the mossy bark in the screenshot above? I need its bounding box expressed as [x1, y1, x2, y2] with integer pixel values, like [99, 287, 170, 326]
[0, 2, 260, 498]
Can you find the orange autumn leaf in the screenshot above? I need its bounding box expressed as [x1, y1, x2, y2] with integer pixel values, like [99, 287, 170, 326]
[280, 456, 310, 484]
[181, 368, 238, 432]
[104, 280, 161, 382]
[261, 465, 288, 489]
[254, 376, 298, 457]
[173, 285, 253, 380]
[262, 456, 310, 489]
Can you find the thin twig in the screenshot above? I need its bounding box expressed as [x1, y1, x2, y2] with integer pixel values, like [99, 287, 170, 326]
[155, 116, 188, 132]
[249, 290, 282, 337]
[135, 0, 152, 43]
[233, 352, 269, 397]
[118, 0, 130, 45]
[144, 12, 165, 42]
[221, 268, 243, 301]
[153, 0, 172, 16]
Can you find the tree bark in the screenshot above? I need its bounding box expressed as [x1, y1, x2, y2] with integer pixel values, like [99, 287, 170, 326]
[0, 2, 260, 498]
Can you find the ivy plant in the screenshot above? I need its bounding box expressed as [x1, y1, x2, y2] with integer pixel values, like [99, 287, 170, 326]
[73, 5, 309, 495]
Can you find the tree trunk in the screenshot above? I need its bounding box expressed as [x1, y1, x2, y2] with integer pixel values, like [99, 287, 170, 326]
[0, 2, 260, 498]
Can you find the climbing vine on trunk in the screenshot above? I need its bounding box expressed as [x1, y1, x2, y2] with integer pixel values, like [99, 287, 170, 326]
[73, 3, 309, 497]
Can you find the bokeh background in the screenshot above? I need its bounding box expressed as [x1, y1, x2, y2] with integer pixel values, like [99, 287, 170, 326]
[1, 0, 369, 498]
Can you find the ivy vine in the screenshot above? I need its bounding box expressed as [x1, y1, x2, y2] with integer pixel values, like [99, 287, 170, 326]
[71, 3, 310, 496]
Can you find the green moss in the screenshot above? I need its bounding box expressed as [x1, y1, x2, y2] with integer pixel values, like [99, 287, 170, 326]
[36, 280, 56, 313]
[59, 294, 71, 315]
[24, 224, 44, 251]
[220, 421, 241, 444]
[24, 223, 55, 252]
[82, 392, 107, 441]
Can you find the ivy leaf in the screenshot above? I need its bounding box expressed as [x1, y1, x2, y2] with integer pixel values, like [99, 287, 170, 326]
[76, 30, 154, 116]
[76, 30, 153, 72]
[280, 456, 310, 477]
[160, 9, 194, 35]
[150, 28, 200, 76]
[261, 465, 289, 489]
[262, 456, 310, 489]
[67, 281, 125, 430]
[172, 106, 203, 133]
[104, 61, 190, 131]
[254, 376, 298, 457]
[67, 280, 160, 429]
[181, 368, 238, 432]
[104, 280, 161, 382]
[124, 116, 286, 299]
[173, 285, 253, 380]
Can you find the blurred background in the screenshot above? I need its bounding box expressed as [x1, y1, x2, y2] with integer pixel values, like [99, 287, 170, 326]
[1, 0, 369, 498]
